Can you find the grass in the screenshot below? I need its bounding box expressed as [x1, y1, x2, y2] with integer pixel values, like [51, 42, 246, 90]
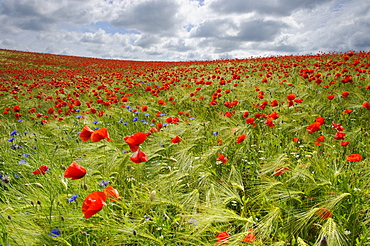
[0, 49, 369, 245]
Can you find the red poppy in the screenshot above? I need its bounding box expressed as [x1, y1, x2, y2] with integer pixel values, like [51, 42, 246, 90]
[343, 109, 352, 114]
[91, 128, 112, 142]
[273, 166, 290, 176]
[246, 117, 256, 127]
[362, 102, 370, 110]
[82, 191, 107, 219]
[130, 150, 148, 163]
[216, 231, 229, 245]
[64, 161, 86, 180]
[340, 141, 350, 147]
[341, 92, 350, 99]
[236, 134, 246, 143]
[217, 154, 228, 163]
[125, 132, 148, 152]
[32, 165, 49, 175]
[293, 137, 300, 143]
[316, 117, 325, 125]
[346, 154, 362, 162]
[79, 126, 112, 142]
[327, 95, 335, 100]
[316, 135, 325, 142]
[316, 208, 332, 219]
[13, 106, 20, 112]
[264, 118, 276, 127]
[334, 132, 346, 140]
[104, 186, 120, 201]
[171, 136, 182, 143]
[242, 229, 256, 243]
[79, 126, 94, 142]
[306, 122, 321, 134]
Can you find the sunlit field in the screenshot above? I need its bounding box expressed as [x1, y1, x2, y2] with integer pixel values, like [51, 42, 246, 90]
[0, 49, 369, 246]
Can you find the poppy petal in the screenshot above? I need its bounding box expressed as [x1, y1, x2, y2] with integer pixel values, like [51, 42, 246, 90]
[82, 191, 107, 219]
[64, 161, 86, 180]
[91, 128, 111, 142]
[79, 126, 94, 142]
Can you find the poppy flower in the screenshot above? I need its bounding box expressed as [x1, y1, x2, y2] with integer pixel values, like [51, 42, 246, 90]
[171, 136, 182, 143]
[79, 126, 112, 142]
[13, 106, 20, 112]
[334, 132, 346, 140]
[236, 134, 246, 143]
[32, 165, 49, 175]
[327, 95, 335, 100]
[316, 208, 332, 219]
[64, 161, 86, 180]
[264, 118, 276, 127]
[130, 150, 148, 163]
[306, 122, 321, 134]
[104, 186, 120, 201]
[273, 166, 290, 176]
[346, 154, 362, 162]
[340, 141, 350, 147]
[362, 102, 370, 110]
[91, 128, 112, 142]
[82, 191, 107, 219]
[217, 154, 228, 163]
[242, 229, 256, 243]
[79, 126, 94, 142]
[293, 137, 300, 143]
[125, 132, 148, 152]
[216, 231, 229, 245]
[316, 116, 325, 125]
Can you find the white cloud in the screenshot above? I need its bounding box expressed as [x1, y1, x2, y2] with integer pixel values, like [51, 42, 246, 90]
[0, 0, 369, 61]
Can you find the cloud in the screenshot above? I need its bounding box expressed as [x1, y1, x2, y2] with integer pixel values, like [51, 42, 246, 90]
[0, 0, 369, 61]
[111, 0, 181, 35]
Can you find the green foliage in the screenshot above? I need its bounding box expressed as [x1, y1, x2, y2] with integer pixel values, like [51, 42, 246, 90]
[0, 49, 369, 245]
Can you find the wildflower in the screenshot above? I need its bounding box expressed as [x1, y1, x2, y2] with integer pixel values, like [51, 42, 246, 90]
[340, 141, 350, 147]
[92, 120, 99, 124]
[273, 166, 290, 176]
[13, 106, 20, 112]
[327, 95, 335, 100]
[216, 231, 229, 245]
[346, 154, 362, 162]
[316, 208, 332, 219]
[82, 191, 107, 219]
[130, 150, 148, 163]
[293, 137, 300, 143]
[10, 130, 17, 136]
[64, 161, 86, 180]
[306, 122, 321, 134]
[213, 131, 219, 136]
[104, 186, 120, 201]
[32, 165, 49, 175]
[341, 91, 350, 98]
[316, 116, 325, 125]
[99, 180, 110, 188]
[171, 136, 182, 143]
[188, 218, 199, 225]
[334, 132, 346, 140]
[362, 102, 370, 110]
[343, 109, 352, 114]
[242, 229, 256, 243]
[49, 228, 61, 237]
[7, 138, 15, 142]
[264, 118, 276, 127]
[68, 194, 79, 203]
[217, 154, 228, 163]
[79, 126, 112, 142]
[236, 134, 246, 143]
[125, 132, 148, 152]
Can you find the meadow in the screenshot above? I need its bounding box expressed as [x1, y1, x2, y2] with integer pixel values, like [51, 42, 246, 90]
[0, 49, 369, 246]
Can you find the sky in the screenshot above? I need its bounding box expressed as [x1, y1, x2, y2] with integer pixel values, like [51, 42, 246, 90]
[0, 0, 369, 61]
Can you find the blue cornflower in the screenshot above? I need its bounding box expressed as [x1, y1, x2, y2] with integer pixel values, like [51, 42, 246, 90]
[76, 115, 83, 119]
[144, 113, 150, 117]
[22, 153, 30, 157]
[92, 120, 99, 124]
[163, 123, 168, 127]
[132, 117, 138, 122]
[213, 131, 219, 136]
[134, 111, 140, 114]
[99, 180, 110, 188]
[68, 194, 78, 203]
[49, 229, 61, 237]
[10, 130, 17, 136]
[17, 119, 22, 123]
[188, 218, 199, 225]
[143, 122, 148, 125]
[125, 106, 131, 109]
[189, 117, 195, 120]
[18, 159, 26, 164]
[7, 138, 15, 142]
[123, 122, 128, 125]
[150, 124, 154, 127]
[159, 113, 166, 117]
[76, 109, 80, 112]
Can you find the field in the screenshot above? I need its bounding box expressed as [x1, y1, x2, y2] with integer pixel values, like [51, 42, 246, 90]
[0, 49, 369, 245]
